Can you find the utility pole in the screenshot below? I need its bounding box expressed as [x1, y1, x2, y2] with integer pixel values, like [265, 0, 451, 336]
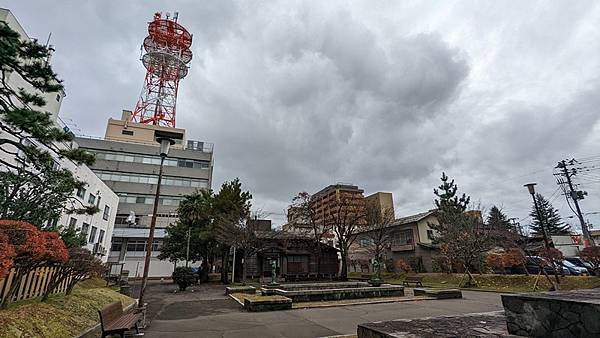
[556, 160, 595, 247]
[185, 227, 191, 267]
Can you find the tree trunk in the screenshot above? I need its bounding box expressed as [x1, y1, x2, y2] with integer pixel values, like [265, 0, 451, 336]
[242, 251, 248, 285]
[522, 262, 530, 276]
[42, 267, 69, 301]
[66, 277, 80, 295]
[220, 247, 230, 284]
[316, 243, 322, 279]
[340, 245, 348, 280]
[199, 257, 209, 283]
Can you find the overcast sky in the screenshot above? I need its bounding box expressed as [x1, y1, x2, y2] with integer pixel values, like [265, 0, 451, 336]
[6, 1, 600, 230]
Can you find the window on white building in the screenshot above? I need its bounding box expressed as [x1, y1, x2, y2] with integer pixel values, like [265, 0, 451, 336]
[97, 229, 105, 244]
[88, 193, 96, 205]
[68, 217, 77, 228]
[88, 226, 97, 243]
[81, 222, 90, 235]
[103, 205, 110, 220]
[76, 187, 86, 199]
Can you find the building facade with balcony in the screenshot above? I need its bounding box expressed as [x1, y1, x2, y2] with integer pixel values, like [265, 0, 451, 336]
[351, 210, 441, 273]
[75, 110, 214, 277]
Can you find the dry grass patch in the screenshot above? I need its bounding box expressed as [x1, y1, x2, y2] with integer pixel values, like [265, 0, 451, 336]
[0, 278, 134, 338]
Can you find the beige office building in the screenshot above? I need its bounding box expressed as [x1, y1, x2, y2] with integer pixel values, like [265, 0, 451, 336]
[75, 111, 213, 277]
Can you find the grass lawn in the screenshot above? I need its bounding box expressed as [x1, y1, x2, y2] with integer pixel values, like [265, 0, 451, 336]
[349, 272, 600, 293]
[0, 278, 135, 338]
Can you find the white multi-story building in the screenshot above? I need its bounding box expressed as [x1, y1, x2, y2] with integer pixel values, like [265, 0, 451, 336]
[0, 8, 117, 262]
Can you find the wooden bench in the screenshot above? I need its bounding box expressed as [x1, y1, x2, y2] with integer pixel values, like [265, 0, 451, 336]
[403, 275, 423, 287]
[98, 301, 142, 338]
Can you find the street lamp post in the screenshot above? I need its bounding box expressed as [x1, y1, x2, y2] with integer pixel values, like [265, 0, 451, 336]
[524, 183, 551, 249]
[138, 137, 175, 308]
[525, 183, 561, 290]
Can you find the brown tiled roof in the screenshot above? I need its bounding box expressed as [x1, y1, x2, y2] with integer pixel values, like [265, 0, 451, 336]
[392, 210, 436, 226]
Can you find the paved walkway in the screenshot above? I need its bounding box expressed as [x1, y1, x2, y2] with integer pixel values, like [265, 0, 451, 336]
[138, 282, 505, 338]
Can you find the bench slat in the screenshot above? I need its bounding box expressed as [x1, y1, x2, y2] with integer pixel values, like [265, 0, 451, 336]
[105, 312, 141, 330]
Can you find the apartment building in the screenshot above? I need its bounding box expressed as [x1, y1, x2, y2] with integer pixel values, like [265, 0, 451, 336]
[0, 9, 117, 262]
[75, 111, 213, 277]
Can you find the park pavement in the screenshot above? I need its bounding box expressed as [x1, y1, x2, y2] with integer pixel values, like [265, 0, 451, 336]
[136, 282, 505, 338]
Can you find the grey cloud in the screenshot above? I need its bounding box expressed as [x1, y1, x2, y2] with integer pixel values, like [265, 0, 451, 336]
[6, 1, 600, 228]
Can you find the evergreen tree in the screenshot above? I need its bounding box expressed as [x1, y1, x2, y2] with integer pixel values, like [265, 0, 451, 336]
[529, 193, 570, 235]
[213, 179, 252, 284]
[0, 22, 96, 228]
[159, 189, 217, 282]
[429, 173, 492, 284]
[432, 172, 470, 229]
[487, 206, 513, 231]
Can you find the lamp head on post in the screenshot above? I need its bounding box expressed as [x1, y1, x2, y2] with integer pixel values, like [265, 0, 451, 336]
[524, 183, 537, 196]
[156, 137, 175, 157]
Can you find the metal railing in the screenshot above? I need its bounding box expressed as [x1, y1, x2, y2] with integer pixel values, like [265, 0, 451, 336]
[75, 134, 213, 154]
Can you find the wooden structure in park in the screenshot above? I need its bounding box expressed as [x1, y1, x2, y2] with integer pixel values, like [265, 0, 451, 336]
[234, 231, 340, 281]
[0, 266, 73, 304]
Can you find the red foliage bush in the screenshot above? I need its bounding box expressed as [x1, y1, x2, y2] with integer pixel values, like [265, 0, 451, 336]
[0, 233, 16, 279]
[486, 249, 526, 273]
[539, 247, 563, 266]
[0, 219, 68, 272]
[486, 254, 504, 270]
[580, 246, 600, 271]
[394, 259, 413, 273]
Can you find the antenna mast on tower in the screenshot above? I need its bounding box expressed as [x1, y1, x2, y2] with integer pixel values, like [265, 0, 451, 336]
[131, 12, 192, 128]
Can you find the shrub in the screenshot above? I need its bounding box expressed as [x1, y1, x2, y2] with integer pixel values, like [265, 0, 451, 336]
[393, 259, 413, 273]
[580, 246, 600, 274]
[0, 220, 69, 307]
[172, 266, 195, 291]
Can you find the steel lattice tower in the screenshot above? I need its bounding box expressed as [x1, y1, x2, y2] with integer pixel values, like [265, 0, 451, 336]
[131, 12, 192, 128]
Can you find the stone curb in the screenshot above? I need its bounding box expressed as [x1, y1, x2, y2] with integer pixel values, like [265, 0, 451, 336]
[460, 288, 517, 294]
[228, 294, 245, 307]
[292, 296, 436, 309]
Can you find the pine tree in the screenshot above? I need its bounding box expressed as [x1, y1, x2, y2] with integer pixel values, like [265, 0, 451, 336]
[529, 193, 570, 235]
[0, 22, 96, 228]
[487, 206, 513, 231]
[433, 172, 470, 228]
[429, 173, 492, 285]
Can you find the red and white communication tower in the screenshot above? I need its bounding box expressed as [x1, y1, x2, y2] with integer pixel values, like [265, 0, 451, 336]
[131, 12, 192, 128]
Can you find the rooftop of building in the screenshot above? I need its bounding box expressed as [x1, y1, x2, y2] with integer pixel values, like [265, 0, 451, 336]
[391, 210, 437, 226]
[75, 134, 213, 154]
[313, 183, 364, 198]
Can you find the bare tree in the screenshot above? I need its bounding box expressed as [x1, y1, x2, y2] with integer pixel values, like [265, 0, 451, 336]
[328, 195, 367, 280]
[362, 206, 395, 279]
[289, 192, 333, 277]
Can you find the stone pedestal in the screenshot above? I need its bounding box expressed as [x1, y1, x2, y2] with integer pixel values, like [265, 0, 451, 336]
[502, 288, 600, 337]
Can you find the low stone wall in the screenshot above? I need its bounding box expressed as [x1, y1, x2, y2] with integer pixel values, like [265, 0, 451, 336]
[243, 297, 292, 312]
[357, 311, 507, 338]
[225, 286, 256, 295]
[265, 282, 370, 292]
[502, 288, 600, 337]
[263, 284, 404, 302]
[413, 288, 462, 299]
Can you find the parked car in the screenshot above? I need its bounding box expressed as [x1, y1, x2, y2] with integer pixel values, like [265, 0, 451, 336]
[518, 256, 570, 275]
[561, 260, 589, 276]
[565, 257, 596, 276]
